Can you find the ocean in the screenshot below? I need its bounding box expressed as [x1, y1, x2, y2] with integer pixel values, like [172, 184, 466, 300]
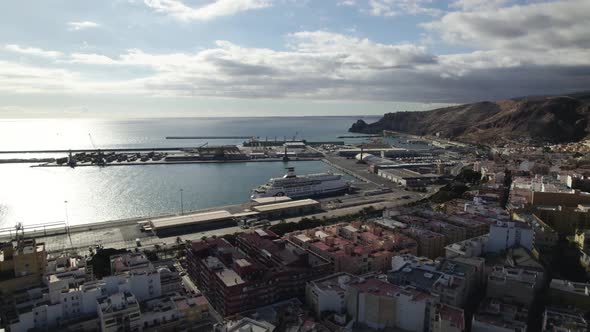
[0, 116, 380, 228]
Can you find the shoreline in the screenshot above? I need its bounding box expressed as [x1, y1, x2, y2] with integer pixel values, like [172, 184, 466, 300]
[30, 157, 322, 167]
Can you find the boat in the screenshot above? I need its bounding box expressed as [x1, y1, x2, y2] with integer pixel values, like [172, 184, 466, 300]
[251, 167, 349, 199]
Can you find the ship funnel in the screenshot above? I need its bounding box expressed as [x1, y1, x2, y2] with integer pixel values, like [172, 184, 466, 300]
[284, 167, 296, 178]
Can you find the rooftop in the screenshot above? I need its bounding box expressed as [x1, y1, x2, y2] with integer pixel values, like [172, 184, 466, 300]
[551, 279, 590, 296]
[252, 199, 319, 212]
[150, 210, 233, 229]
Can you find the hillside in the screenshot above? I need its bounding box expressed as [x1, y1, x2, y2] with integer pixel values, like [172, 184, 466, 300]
[350, 93, 590, 144]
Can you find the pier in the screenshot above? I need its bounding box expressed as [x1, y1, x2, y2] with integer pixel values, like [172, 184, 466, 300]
[166, 136, 254, 139]
[0, 147, 190, 154]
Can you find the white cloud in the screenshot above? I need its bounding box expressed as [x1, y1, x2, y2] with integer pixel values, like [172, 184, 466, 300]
[67, 21, 100, 30]
[424, 0, 590, 51]
[338, 0, 356, 6]
[449, 0, 512, 11]
[2, 0, 590, 105]
[367, 0, 442, 17]
[3, 44, 63, 58]
[70, 53, 119, 65]
[143, 0, 272, 21]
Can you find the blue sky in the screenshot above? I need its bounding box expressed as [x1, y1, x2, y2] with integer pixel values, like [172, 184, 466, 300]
[0, 0, 589, 117]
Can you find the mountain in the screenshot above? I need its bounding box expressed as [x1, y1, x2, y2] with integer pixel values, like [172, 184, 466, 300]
[350, 92, 590, 144]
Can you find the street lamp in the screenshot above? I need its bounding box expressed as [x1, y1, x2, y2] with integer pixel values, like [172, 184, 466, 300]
[64, 200, 70, 229]
[64, 200, 73, 247]
[179, 189, 184, 215]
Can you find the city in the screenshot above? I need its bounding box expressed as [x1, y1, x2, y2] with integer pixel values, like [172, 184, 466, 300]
[3, 129, 590, 331]
[1, 0, 590, 331]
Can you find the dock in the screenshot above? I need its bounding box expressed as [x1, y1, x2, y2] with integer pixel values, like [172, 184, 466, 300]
[166, 136, 254, 139]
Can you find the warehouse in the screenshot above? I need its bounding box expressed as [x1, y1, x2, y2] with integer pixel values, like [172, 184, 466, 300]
[149, 210, 235, 236]
[252, 199, 321, 219]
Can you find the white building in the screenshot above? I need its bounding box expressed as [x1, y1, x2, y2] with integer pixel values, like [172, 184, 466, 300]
[487, 221, 534, 253]
[98, 291, 142, 332]
[445, 235, 488, 258]
[306, 272, 357, 316]
[9, 252, 163, 332]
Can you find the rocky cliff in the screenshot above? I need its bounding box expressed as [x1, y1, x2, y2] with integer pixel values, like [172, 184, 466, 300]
[350, 93, 590, 144]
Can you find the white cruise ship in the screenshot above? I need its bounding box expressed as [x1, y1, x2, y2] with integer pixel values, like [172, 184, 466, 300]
[251, 167, 350, 199]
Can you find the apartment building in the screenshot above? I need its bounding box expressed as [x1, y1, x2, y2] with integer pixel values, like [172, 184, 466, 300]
[187, 233, 330, 317]
[286, 223, 417, 274]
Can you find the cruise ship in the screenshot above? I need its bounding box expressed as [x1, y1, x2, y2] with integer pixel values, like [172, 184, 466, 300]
[251, 167, 350, 199]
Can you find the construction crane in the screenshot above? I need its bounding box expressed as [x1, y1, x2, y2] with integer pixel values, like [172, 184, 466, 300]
[197, 142, 208, 154]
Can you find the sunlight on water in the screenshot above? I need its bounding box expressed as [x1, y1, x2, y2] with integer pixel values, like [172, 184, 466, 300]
[0, 117, 373, 228]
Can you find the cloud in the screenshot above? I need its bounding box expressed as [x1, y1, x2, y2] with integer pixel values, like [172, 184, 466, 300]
[143, 0, 272, 21]
[67, 21, 100, 30]
[424, 0, 590, 51]
[1, 0, 590, 105]
[3, 44, 63, 58]
[449, 0, 512, 11]
[338, 0, 356, 6]
[70, 53, 119, 65]
[367, 0, 442, 17]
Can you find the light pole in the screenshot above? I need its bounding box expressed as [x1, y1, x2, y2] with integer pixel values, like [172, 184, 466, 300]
[64, 200, 73, 247]
[64, 200, 69, 230]
[179, 189, 184, 215]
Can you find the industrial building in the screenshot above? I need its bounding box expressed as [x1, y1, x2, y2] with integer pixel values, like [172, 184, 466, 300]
[149, 210, 235, 236]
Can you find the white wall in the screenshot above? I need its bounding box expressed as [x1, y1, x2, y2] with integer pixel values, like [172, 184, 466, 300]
[487, 222, 533, 253]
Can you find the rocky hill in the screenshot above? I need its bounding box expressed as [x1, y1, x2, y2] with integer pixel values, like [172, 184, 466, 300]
[350, 93, 590, 144]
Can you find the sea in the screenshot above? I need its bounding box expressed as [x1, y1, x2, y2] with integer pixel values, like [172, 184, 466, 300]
[0, 116, 383, 228]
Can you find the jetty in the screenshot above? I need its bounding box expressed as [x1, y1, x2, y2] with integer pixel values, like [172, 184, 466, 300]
[166, 136, 254, 139]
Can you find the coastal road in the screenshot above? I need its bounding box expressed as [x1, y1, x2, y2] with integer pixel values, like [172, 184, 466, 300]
[35, 190, 427, 255]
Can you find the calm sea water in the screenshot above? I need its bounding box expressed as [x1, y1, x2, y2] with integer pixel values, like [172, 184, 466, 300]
[0, 117, 379, 228]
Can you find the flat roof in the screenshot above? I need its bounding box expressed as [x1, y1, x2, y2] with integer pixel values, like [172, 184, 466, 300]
[251, 196, 292, 205]
[232, 211, 260, 218]
[253, 199, 319, 212]
[150, 210, 233, 229]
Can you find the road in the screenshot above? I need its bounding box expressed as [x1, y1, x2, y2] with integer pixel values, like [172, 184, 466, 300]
[32, 188, 427, 256]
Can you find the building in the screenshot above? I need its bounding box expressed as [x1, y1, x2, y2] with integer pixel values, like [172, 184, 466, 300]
[532, 190, 590, 207]
[377, 168, 439, 188]
[98, 291, 142, 332]
[214, 317, 276, 332]
[487, 221, 534, 253]
[6, 250, 201, 332]
[251, 199, 321, 219]
[0, 238, 47, 294]
[286, 223, 417, 274]
[395, 214, 468, 245]
[514, 213, 558, 250]
[445, 235, 488, 258]
[573, 229, 590, 270]
[471, 298, 528, 332]
[401, 227, 446, 259]
[187, 233, 331, 317]
[542, 307, 588, 332]
[306, 272, 359, 317]
[346, 277, 437, 331]
[149, 210, 235, 236]
[549, 279, 590, 311]
[431, 303, 465, 332]
[108, 252, 162, 302]
[439, 215, 490, 239]
[486, 266, 542, 308]
[388, 255, 474, 308]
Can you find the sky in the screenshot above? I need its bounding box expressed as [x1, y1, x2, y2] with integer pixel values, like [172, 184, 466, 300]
[0, 0, 589, 117]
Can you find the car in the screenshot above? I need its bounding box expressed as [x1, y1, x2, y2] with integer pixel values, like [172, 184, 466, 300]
[401, 195, 411, 199]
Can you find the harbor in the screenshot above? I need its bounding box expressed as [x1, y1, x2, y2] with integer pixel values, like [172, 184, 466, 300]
[2, 137, 347, 167]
